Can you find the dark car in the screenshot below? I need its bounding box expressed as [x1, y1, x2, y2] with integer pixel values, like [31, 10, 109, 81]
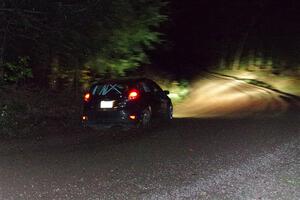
[82, 78, 173, 130]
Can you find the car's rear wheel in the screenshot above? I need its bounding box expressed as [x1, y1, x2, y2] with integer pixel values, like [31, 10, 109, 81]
[138, 107, 152, 129]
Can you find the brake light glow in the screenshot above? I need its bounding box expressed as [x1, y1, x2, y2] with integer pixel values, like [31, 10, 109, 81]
[128, 89, 139, 100]
[84, 93, 91, 102]
[129, 115, 136, 120]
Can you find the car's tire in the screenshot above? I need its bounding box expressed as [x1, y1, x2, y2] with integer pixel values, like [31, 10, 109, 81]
[138, 106, 152, 129]
[165, 104, 173, 120]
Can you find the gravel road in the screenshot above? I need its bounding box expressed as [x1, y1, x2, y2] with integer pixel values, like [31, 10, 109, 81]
[0, 75, 299, 199]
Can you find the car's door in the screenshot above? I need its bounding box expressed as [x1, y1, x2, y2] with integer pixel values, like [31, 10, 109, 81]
[146, 80, 169, 117]
[137, 80, 153, 108]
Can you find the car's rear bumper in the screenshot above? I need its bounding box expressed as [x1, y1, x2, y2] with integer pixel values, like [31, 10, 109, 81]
[82, 109, 140, 130]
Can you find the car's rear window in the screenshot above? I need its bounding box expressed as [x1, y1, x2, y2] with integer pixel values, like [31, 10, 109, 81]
[91, 83, 129, 96]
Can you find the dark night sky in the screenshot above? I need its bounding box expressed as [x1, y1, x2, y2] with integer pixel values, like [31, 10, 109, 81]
[151, 0, 300, 78]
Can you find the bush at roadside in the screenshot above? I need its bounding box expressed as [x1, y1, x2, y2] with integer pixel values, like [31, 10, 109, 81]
[0, 86, 82, 137]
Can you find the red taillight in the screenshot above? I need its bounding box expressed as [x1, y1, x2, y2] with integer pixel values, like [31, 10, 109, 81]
[128, 89, 139, 100]
[84, 93, 91, 102]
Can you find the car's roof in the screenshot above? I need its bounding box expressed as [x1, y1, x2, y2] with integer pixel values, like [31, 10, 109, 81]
[95, 77, 152, 84]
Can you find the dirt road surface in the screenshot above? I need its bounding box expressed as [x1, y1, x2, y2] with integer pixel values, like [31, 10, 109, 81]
[0, 74, 299, 199]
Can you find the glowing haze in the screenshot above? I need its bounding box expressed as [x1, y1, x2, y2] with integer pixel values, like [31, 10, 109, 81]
[174, 74, 289, 118]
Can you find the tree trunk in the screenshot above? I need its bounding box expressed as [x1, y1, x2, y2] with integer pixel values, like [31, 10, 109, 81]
[232, 2, 266, 70]
[232, 23, 253, 70]
[0, 22, 8, 81]
[73, 58, 80, 97]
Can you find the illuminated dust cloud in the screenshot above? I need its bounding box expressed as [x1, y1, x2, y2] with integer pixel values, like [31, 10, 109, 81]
[174, 74, 289, 118]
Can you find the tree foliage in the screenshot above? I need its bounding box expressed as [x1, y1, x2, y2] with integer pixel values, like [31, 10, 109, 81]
[86, 0, 166, 75]
[2, 56, 32, 84]
[0, 0, 167, 85]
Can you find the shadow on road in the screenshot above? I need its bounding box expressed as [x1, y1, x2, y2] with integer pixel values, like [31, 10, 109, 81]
[36, 111, 300, 153]
[0, 110, 299, 156]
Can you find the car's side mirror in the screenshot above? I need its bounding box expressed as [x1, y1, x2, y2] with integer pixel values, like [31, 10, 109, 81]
[163, 90, 170, 95]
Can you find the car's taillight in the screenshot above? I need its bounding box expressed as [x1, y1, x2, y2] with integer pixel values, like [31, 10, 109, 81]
[84, 93, 91, 102]
[128, 89, 139, 100]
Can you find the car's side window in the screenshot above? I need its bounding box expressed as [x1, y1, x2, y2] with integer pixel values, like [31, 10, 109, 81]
[137, 82, 150, 93]
[141, 82, 151, 93]
[147, 80, 163, 95]
[145, 81, 154, 94]
[152, 82, 163, 94]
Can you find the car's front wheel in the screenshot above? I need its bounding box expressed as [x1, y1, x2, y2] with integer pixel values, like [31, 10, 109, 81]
[165, 104, 173, 120]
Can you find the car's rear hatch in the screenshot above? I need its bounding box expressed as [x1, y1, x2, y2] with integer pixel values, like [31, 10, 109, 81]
[90, 82, 130, 110]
